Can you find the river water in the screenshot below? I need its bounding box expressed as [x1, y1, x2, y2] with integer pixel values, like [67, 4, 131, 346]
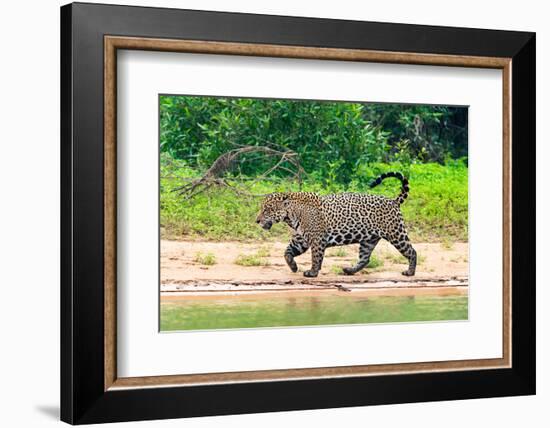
[160, 291, 468, 331]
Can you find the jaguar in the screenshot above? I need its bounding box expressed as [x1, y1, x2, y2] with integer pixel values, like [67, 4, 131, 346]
[255, 172, 417, 278]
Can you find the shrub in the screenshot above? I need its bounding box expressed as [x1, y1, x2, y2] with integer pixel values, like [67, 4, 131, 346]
[367, 255, 384, 269]
[326, 248, 348, 257]
[234, 252, 270, 267]
[194, 252, 216, 266]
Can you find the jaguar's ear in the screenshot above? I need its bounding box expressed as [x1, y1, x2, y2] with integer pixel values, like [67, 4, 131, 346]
[281, 194, 291, 207]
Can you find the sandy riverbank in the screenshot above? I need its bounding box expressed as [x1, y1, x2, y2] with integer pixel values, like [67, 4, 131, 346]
[160, 239, 468, 295]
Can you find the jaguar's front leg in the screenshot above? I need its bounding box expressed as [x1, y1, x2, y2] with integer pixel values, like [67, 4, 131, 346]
[303, 239, 326, 278]
[284, 234, 309, 273]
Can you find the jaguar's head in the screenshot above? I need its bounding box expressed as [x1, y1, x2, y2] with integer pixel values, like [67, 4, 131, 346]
[255, 193, 290, 230]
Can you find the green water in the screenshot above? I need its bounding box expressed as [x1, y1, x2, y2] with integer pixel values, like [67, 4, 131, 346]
[160, 293, 468, 331]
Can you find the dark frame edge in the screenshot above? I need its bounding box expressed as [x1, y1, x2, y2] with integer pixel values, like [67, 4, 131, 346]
[76, 369, 534, 425]
[510, 33, 536, 394]
[60, 3, 74, 425]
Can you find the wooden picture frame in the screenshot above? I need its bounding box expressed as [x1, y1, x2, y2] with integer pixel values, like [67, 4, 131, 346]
[61, 2, 535, 424]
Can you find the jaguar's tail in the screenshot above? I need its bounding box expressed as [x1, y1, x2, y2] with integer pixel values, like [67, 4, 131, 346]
[369, 172, 409, 205]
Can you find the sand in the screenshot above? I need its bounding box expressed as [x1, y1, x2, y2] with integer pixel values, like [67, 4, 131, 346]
[160, 239, 468, 294]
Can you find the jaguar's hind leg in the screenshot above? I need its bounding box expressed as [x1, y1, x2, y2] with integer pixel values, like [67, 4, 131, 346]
[342, 237, 381, 275]
[389, 235, 417, 276]
[284, 234, 309, 273]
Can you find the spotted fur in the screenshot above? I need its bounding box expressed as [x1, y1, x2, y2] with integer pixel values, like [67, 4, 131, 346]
[255, 172, 416, 278]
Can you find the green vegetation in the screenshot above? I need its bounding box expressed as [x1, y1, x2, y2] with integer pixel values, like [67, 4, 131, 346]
[255, 247, 271, 258]
[384, 252, 426, 265]
[384, 252, 407, 264]
[330, 266, 344, 275]
[440, 238, 455, 250]
[160, 96, 467, 186]
[326, 248, 349, 257]
[367, 255, 384, 269]
[234, 251, 271, 267]
[159, 96, 468, 243]
[193, 252, 216, 266]
[161, 159, 468, 242]
[330, 255, 383, 275]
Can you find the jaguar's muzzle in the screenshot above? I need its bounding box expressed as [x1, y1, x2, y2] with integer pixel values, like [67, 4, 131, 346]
[256, 217, 273, 230]
[260, 220, 273, 230]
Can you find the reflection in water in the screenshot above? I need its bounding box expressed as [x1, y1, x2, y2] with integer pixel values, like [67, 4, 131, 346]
[311, 297, 320, 311]
[161, 293, 468, 332]
[287, 297, 297, 309]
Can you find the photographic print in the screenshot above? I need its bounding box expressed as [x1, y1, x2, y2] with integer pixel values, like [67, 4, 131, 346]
[159, 95, 468, 331]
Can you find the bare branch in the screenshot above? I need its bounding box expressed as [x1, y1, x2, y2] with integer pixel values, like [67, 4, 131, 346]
[172, 145, 304, 200]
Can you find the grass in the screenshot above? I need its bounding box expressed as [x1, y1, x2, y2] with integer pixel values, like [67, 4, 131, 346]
[330, 255, 383, 275]
[440, 238, 455, 250]
[326, 248, 349, 257]
[234, 251, 270, 267]
[255, 247, 271, 257]
[367, 255, 384, 269]
[161, 159, 468, 242]
[330, 266, 344, 275]
[385, 252, 407, 264]
[194, 252, 216, 266]
[383, 251, 425, 265]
